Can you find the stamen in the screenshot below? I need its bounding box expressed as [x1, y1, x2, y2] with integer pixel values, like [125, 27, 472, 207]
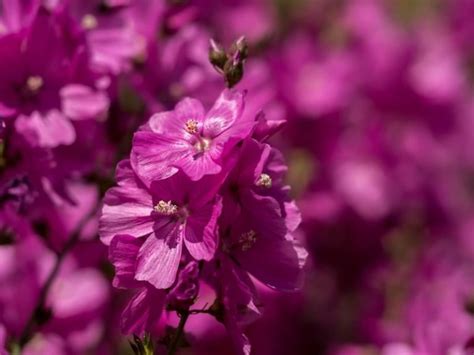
[238, 230, 257, 251]
[185, 119, 199, 134]
[81, 14, 98, 30]
[256, 173, 272, 188]
[26, 76, 43, 93]
[154, 200, 178, 216]
[194, 137, 211, 152]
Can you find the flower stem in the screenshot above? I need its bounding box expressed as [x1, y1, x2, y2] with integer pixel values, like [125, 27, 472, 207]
[17, 203, 100, 348]
[167, 310, 190, 355]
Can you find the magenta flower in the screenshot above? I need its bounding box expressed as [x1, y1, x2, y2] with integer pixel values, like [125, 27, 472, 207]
[0, 8, 108, 148]
[221, 139, 307, 291]
[65, 0, 160, 74]
[100, 160, 223, 288]
[131, 89, 253, 185]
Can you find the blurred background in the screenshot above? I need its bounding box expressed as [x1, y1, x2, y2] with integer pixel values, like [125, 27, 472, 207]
[1, 0, 474, 354]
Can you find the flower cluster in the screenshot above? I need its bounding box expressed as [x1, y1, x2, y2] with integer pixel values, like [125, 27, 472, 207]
[100, 88, 307, 353]
[0, 0, 474, 354]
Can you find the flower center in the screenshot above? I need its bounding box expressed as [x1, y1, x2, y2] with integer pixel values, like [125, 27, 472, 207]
[81, 14, 98, 30]
[26, 76, 43, 93]
[256, 173, 272, 188]
[185, 119, 199, 134]
[194, 137, 211, 153]
[238, 230, 257, 251]
[154, 200, 178, 216]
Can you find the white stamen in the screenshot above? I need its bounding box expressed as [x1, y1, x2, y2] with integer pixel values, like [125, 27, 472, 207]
[81, 14, 98, 30]
[185, 119, 199, 134]
[238, 230, 257, 251]
[154, 200, 178, 215]
[256, 173, 272, 188]
[26, 76, 43, 92]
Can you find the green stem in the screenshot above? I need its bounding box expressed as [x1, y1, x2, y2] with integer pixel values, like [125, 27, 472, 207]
[167, 311, 190, 355]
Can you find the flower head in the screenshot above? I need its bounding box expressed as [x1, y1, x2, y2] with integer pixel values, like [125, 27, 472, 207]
[131, 89, 253, 185]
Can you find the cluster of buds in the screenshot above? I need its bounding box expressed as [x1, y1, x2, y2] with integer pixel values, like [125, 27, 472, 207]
[209, 37, 249, 88]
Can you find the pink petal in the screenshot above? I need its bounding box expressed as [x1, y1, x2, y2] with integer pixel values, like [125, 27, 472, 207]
[203, 89, 245, 138]
[88, 28, 142, 74]
[60, 84, 109, 120]
[121, 287, 165, 336]
[99, 163, 154, 245]
[235, 192, 306, 291]
[131, 131, 190, 186]
[174, 150, 222, 182]
[135, 227, 183, 289]
[175, 97, 205, 122]
[109, 234, 143, 289]
[15, 110, 76, 148]
[184, 197, 222, 260]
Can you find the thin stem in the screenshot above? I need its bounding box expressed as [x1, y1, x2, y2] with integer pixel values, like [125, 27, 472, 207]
[17, 203, 100, 348]
[167, 310, 190, 355]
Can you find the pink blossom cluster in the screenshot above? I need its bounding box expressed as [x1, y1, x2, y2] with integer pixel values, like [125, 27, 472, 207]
[0, 0, 474, 354]
[99, 88, 306, 353]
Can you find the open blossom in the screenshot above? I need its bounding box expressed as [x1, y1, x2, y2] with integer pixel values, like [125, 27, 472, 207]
[131, 89, 253, 185]
[100, 160, 223, 288]
[0, 7, 108, 148]
[221, 138, 307, 291]
[64, 0, 163, 74]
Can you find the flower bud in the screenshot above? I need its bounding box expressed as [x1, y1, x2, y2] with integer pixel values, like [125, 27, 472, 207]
[223, 61, 244, 88]
[209, 39, 227, 72]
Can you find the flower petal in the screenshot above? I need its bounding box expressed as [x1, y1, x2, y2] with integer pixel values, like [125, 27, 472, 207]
[184, 197, 222, 260]
[99, 163, 154, 245]
[60, 84, 109, 120]
[15, 110, 76, 148]
[203, 89, 245, 138]
[131, 131, 190, 186]
[109, 234, 143, 289]
[121, 287, 165, 336]
[135, 227, 183, 289]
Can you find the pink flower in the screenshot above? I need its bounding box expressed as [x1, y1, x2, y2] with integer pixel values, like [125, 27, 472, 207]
[220, 139, 307, 291]
[131, 89, 253, 185]
[100, 160, 223, 288]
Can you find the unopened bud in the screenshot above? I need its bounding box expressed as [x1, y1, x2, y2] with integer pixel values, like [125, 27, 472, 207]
[223, 61, 244, 88]
[230, 36, 248, 62]
[209, 39, 227, 71]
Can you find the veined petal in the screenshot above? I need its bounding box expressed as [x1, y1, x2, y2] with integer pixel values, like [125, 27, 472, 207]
[121, 287, 165, 336]
[109, 234, 143, 289]
[135, 227, 183, 289]
[131, 131, 190, 186]
[99, 164, 154, 245]
[184, 197, 222, 260]
[174, 150, 222, 181]
[175, 97, 205, 123]
[203, 89, 245, 138]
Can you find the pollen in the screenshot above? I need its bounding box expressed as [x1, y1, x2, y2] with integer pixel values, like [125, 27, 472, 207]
[154, 200, 178, 216]
[256, 173, 272, 188]
[238, 230, 257, 251]
[26, 76, 43, 93]
[185, 119, 199, 134]
[81, 14, 98, 30]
